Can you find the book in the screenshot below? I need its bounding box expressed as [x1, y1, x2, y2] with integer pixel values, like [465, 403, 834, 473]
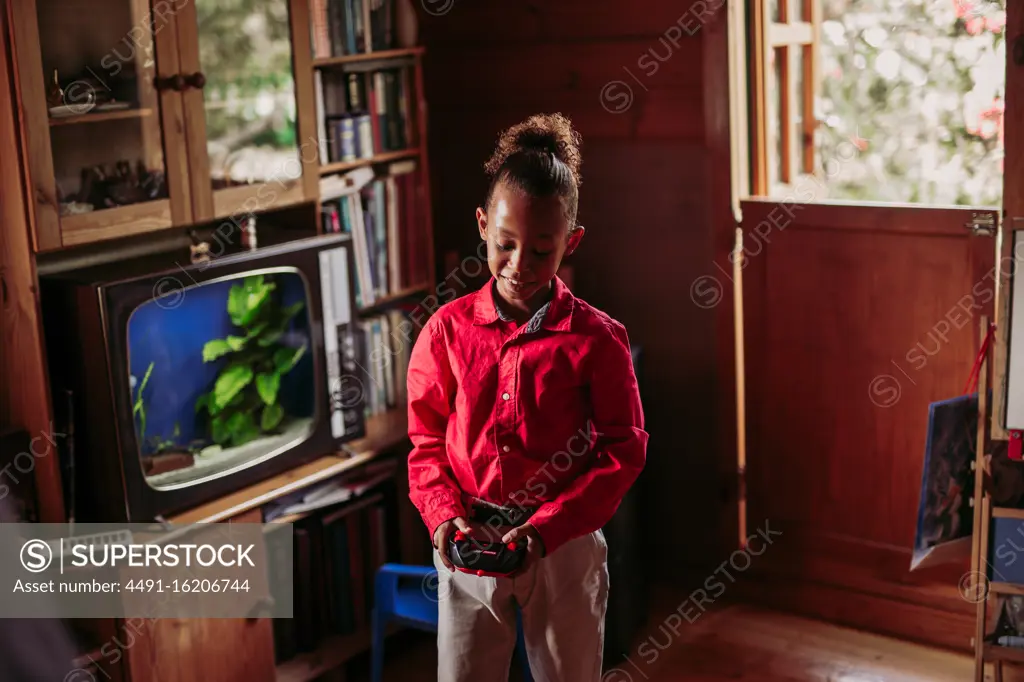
[313, 66, 413, 164]
[271, 491, 394, 662]
[309, 0, 398, 57]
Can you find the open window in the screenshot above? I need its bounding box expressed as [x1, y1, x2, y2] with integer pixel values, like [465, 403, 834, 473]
[747, 0, 1006, 206]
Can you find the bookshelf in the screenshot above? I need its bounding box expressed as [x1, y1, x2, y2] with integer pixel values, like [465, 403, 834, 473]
[264, 2, 435, 679]
[0, 0, 438, 678]
[307, 23, 434, 424]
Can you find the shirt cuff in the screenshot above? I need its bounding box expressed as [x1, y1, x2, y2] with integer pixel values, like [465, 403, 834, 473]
[527, 503, 570, 557]
[422, 494, 466, 541]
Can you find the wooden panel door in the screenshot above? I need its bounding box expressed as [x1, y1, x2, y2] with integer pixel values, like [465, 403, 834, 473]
[172, 0, 318, 224]
[9, 0, 192, 251]
[736, 199, 997, 651]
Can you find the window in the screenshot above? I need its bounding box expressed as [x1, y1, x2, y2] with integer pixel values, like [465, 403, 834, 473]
[749, 0, 1007, 207]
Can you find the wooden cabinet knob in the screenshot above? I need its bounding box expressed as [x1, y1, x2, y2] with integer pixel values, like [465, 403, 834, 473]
[154, 75, 186, 91]
[185, 72, 206, 90]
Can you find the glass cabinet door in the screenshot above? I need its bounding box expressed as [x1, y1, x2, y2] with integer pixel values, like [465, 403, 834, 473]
[178, 0, 309, 221]
[16, 0, 190, 248]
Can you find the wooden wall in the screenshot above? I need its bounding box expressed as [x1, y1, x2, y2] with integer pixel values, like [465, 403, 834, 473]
[419, 1, 721, 578]
[420, 2, 1000, 653]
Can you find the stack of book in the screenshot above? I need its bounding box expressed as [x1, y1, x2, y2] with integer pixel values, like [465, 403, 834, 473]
[314, 67, 414, 164]
[358, 308, 417, 419]
[320, 161, 430, 308]
[309, 0, 398, 58]
[267, 472, 400, 662]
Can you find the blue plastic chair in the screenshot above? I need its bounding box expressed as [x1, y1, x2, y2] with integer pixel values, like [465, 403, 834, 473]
[371, 563, 532, 682]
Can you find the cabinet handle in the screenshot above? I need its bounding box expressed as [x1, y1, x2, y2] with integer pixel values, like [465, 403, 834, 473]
[185, 72, 206, 90]
[154, 74, 186, 92]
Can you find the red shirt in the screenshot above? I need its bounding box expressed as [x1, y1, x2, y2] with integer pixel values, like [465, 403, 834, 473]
[406, 275, 648, 556]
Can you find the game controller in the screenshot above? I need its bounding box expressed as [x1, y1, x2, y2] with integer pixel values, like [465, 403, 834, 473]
[448, 531, 527, 577]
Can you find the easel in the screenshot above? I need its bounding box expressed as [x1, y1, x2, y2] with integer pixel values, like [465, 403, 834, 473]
[971, 315, 1024, 681]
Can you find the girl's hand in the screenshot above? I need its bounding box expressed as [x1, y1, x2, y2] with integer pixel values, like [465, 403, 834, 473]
[433, 516, 472, 571]
[501, 522, 546, 576]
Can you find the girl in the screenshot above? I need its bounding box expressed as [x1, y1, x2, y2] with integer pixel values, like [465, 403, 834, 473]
[407, 112, 648, 681]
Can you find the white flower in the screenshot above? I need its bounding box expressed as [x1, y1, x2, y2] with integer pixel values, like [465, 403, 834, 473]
[962, 87, 988, 133]
[875, 50, 902, 81]
[823, 21, 847, 46]
[255, 91, 275, 117]
[980, 117, 998, 140]
[921, 93, 941, 127]
[904, 32, 933, 62]
[903, 61, 928, 88]
[953, 37, 982, 64]
[863, 26, 889, 48]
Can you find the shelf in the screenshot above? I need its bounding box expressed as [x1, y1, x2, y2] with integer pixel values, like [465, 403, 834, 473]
[276, 627, 370, 682]
[347, 407, 410, 456]
[58, 199, 173, 247]
[984, 643, 1024, 663]
[312, 46, 424, 68]
[319, 148, 420, 176]
[358, 282, 431, 315]
[989, 582, 1024, 596]
[49, 107, 154, 127]
[168, 408, 410, 525]
[275, 622, 401, 682]
[993, 507, 1024, 520]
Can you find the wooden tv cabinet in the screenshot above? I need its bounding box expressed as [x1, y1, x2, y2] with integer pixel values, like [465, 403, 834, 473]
[0, 0, 437, 678]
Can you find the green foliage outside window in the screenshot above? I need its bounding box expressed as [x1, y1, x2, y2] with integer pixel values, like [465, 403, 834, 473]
[196, 0, 299, 181]
[814, 0, 1005, 207]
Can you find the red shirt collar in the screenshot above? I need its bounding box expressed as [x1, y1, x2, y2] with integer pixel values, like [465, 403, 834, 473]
[473, 275, 574, 332]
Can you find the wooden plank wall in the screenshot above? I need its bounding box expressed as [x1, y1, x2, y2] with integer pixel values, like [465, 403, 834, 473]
[419, 0, 720, 578]
[1, 0, 63, 522]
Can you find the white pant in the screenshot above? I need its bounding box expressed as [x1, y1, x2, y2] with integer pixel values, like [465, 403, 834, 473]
[434, 529, 610, 682]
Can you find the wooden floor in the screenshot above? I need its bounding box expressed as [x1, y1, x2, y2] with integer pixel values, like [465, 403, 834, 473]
[348, 598, 1024, 681]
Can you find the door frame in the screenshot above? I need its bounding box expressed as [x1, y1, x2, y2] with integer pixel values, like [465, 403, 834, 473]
[705, 0, 1009, 560]
[704, 0, 747, 558]
[705, 0, 1012, 652]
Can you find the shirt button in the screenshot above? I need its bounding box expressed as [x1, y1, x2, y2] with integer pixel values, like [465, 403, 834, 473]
[502, 445, 510, 452]
[502, 392, 510, 400]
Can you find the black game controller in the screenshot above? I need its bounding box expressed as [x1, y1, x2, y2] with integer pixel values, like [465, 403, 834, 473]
[448, 531, 527, 577]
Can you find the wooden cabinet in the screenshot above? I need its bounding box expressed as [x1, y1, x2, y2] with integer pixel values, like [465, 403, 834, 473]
[10, 0, 317, 252]
[2, 0, 435, 676]
[125, 508, 277, 682]
[125, 617, 277, 682]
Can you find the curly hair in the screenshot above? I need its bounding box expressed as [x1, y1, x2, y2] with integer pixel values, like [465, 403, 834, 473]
[483, 113, 583, 225]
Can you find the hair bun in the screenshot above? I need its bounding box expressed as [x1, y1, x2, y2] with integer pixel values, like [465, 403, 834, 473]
[512, 128, 560, 155]
[484, 112, 582, 185]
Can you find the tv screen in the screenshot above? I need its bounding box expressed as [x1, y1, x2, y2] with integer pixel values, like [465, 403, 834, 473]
[39, 233, 365, 522]
[126, 268, 318, 490]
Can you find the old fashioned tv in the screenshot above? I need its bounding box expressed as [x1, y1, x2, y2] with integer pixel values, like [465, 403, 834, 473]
[39, 233, 366, 523]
